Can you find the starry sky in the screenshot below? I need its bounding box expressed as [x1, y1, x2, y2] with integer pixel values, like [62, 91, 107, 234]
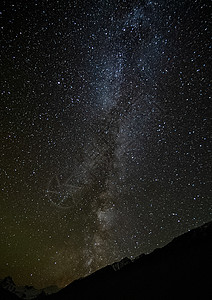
[1, 0, 211, 289]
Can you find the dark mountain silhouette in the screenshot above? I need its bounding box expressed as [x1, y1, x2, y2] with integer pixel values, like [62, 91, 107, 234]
[0, 286, 20, 300]
[1, 221, 211, 300]
[0, 276, 59, 300]
[46, 221, 212, 300]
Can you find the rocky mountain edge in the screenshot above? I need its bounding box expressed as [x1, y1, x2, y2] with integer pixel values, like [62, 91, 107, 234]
[1, 221, 212, 300]
[47, 221, 212, 300]
[0, 277, 59, 299]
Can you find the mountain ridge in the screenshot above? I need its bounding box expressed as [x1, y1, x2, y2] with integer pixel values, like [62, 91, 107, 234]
[1, 221, 212, 299]
[47, 221, 212, 300]
[0, 277, 59, 300]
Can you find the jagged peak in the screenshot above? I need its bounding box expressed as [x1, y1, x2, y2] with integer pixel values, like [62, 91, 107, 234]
[0, 276, 15, 286]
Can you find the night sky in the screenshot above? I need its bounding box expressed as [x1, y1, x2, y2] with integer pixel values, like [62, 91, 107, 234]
[1, 0, 211, 289]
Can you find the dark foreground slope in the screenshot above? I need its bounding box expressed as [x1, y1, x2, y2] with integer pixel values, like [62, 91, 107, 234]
[1, 222, 211, 300]
[47, 221, 212, 300]
[0, 287, 20, 300]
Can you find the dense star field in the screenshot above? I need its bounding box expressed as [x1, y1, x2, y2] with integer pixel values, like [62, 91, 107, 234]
[1, 0, 211, 289]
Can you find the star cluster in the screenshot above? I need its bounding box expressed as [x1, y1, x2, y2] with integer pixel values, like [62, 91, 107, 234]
[1, 0, 211, 288]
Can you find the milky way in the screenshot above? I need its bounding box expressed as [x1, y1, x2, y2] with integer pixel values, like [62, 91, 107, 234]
[1, 0, 211, 288]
